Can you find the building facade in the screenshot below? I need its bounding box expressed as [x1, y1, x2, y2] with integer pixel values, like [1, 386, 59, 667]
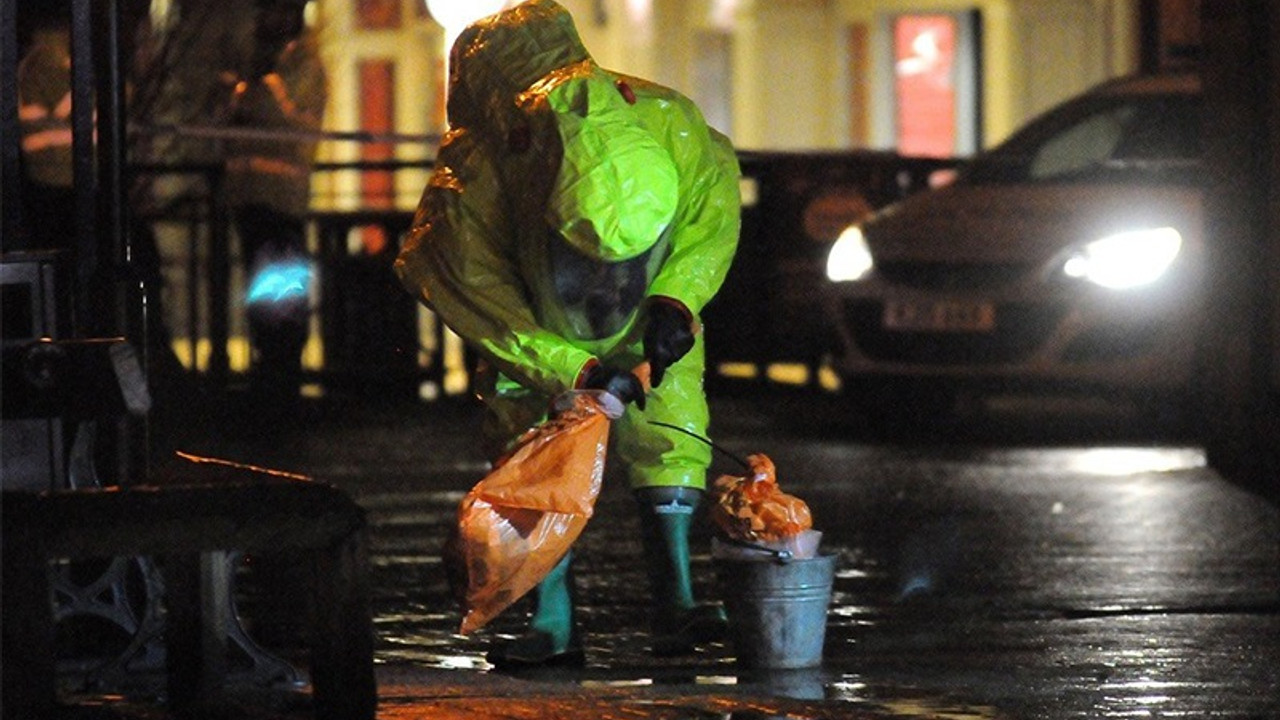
[304, 0, 1200, 212]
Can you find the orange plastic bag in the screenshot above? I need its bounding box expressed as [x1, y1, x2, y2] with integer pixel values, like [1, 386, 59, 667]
[709, 453, 812, 542]
[449, 391, 617, 634]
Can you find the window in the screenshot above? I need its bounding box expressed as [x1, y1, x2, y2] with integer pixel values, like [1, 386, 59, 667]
[964, 93, 1203, 184]
[877, 11, 980, 157]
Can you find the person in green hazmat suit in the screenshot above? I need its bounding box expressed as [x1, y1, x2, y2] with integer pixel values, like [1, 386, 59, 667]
[395, 0, 741, 667]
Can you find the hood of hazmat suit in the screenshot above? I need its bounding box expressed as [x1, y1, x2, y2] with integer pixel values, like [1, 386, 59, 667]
[395, 0, 740, 405]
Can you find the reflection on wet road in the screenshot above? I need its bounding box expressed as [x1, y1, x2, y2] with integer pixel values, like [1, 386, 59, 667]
[211, 390, 1279, 719]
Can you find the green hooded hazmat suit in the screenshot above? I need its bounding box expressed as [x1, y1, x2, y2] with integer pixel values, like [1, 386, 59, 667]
[394, 0, 741, 665]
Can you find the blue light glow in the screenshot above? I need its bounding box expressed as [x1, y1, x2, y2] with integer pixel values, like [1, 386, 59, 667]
[247, 261, 312, 304]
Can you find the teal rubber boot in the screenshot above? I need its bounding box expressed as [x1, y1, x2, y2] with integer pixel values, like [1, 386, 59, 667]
[485, 551, 584, 669]
[635, 487, 728, 656]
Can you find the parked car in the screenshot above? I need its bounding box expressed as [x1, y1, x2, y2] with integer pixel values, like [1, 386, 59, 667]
[822, 70, 1204, 417]
[702, 150, 958, 387]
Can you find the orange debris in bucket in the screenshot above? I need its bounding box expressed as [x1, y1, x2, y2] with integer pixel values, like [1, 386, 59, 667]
[709, 453, 812, 542]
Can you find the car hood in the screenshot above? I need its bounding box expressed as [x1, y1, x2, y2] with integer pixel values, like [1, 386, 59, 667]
[862, 182, 1202, 265]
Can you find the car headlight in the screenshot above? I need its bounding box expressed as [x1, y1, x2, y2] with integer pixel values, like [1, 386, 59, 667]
[826, 225, 874, 282]
[1062, 227, 1182, 289]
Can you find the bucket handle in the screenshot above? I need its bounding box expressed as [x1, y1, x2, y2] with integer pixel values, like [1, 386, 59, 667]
[720, 536, 794, 563]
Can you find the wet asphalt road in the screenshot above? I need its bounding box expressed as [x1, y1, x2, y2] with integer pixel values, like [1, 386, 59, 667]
[161, 383, 1280, 719]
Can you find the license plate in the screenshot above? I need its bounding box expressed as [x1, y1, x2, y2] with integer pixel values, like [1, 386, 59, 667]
[883, 299, 996, 332]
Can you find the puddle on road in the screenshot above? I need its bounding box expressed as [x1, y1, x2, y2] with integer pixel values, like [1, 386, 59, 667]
[367, 636, 1005, 719]
[361, 501, 998, 718]
[352, 435, 1258, 720]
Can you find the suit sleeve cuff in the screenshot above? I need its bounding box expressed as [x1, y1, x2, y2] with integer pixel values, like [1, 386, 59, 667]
[573, 358, 601, 389]
[648, 295, 697, 333]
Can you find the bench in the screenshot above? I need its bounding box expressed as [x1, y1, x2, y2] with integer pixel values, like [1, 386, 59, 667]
[1, 472, 376, 719]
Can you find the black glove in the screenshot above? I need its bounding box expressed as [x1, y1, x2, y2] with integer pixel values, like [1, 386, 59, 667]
[582, 364, 646, 410]
[643, 300, 695, 388]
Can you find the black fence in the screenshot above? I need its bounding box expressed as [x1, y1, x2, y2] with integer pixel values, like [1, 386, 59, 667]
[122, 151, 958, 399]
[127, 160, 437, 397]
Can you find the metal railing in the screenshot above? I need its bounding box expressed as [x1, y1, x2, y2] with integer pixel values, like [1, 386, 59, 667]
[129, 158, 448, 398]
[128, 151, 959, 399]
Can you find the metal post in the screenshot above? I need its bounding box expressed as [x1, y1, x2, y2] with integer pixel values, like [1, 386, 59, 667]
[0, 0, 20, 246]
[208, 166, 231, 384]
[1199, 0, 1280, 491]
[95, 0, 129, 337]
[70, 0, 96, 334]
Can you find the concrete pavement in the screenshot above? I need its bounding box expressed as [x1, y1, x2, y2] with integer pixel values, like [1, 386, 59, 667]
[41, 383, 1280, 719]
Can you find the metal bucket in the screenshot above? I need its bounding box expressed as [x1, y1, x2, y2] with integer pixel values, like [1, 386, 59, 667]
[716, 554, 836, 669]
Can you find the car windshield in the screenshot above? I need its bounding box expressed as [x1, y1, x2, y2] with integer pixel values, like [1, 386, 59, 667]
[959, 92, 1202, 185]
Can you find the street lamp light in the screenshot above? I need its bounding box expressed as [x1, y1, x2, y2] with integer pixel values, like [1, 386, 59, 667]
[424, 0, 509, 38]
[424, 0, 510, 95]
